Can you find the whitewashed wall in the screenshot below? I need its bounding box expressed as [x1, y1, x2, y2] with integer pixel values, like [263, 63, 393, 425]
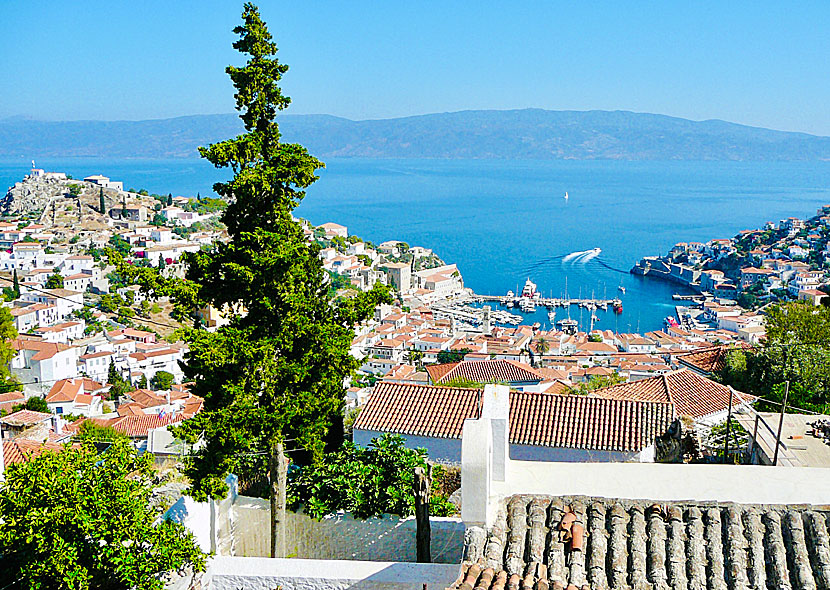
[205, 556, 460, 590]
[231, 496, 464, 564]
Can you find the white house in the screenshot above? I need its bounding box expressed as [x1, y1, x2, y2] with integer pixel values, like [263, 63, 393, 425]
[21, 288, 83, 320]
[9, 338, 80, 395]
[45, 378, 105, 417]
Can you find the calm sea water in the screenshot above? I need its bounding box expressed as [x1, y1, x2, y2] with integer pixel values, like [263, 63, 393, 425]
[3, 157, 830, 332]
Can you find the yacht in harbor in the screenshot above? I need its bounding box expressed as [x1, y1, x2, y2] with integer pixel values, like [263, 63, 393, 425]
[521, 278, 537, 298]
[557, 317, 578, 334]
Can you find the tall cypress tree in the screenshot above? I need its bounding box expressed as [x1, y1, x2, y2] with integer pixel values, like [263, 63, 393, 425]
[12, 269, 19, 298]
[99, 187, 106, 214]
[171, 3, 390, 557]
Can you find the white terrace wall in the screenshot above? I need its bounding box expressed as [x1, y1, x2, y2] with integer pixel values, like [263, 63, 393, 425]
[231, 495, 465, 564]
[462, 384, 830, 527]
[203, 556, 460, 590]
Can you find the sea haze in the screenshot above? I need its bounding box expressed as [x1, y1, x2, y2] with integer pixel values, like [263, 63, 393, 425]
[2, 158, 830, 332]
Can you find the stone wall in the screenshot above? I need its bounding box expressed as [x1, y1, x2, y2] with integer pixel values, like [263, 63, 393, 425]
[231, 496, 464, 564]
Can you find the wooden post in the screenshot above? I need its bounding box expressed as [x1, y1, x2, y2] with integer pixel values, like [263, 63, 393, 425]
[723, 387, 734, 463]
[773, 381, 789, 466]
[413, 465, 432, 563]
[750, 413, 759, 464]
[269, 441, 288, 558]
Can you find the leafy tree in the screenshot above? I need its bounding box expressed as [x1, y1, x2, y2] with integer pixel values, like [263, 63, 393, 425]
[0, 307, 21, 393]
[437, 348, 471, 364]
[151, 370, 175, 391]
[67, 183, 82, 197]
[107, 362, 133, 399]
[440, 376, 486, 389]
[588, 333, 603, 343]
[289, 434, 455, 519]
[170, 4, 390, 557]
[45, 271, 64, 289]
[718, 302, 830, 413]
[76, 420, 130, 443]
[405, 348, 424, 368]
[0, 440, 204, 589]
[137, 374, 149, 389]
[570, 373, 625, 395]
[108, 234, 132, 256]
[23, 396, 49, 413]
[99, 187, 106, 213]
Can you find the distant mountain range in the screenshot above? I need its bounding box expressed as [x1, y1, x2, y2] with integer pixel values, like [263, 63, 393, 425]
[2, 109, 829, 161]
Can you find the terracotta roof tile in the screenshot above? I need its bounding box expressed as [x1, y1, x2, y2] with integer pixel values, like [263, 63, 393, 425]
[355, 382, 673, 453]
[2, 439, 69, 466]
[591, 369, 755, 420]
[453, 496, 830, 590]
[0, 409, 52, 427]
[426, 359, 548, 385]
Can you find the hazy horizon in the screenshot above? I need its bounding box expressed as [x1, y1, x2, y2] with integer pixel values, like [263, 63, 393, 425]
[2, 1, 829, 135]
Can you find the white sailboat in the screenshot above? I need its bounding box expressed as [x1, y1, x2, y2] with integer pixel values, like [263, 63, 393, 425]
[564, 191, 569, 201]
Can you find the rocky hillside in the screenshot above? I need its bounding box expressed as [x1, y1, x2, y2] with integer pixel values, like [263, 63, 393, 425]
[1, 175, 152, 231]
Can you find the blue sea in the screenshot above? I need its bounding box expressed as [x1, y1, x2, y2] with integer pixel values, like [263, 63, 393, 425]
[3, 157, 830, 332]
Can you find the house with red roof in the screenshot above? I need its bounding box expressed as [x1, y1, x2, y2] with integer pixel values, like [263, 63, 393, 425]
[353, 382, 673, 463]
[45, 378, 106, 417]
[590, 369, 755, 426]
[9, 337, 79, 395]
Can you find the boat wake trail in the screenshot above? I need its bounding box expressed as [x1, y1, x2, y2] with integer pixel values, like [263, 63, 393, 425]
[520, 254, 566, 273]
[563, 249, 591, 262]
[595, 258, 629, 274]
[577, 249, 601, 263]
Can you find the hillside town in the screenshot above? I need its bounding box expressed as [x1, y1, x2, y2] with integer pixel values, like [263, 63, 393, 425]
[1, 167, 819, 463]
[4, 6, 830, 588]
[633, 206, 830, 330]
[5, 165, 830, 590]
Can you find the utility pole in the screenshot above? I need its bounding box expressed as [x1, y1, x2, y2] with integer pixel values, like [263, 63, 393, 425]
[723, 387, 734, 463]
[773, 381, 789, 466]
[269, 441, 288, 558]
[413, 465, 432, 563]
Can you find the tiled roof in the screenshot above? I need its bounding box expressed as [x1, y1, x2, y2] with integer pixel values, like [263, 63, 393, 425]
[356, 383, 480, 440]
[46, 379, 83, 402]
[63, 414, 185, 438]
[2, 439, 69, 466]
[452, 495, 830, 590]
[117, 402, 147, 416]
[0, 391, 24, 414]
[354, 383, 673, 453]
[591, 369, 755, 420]
[10, 337, 72, 361]
[426, 359, 547, 385]
[675, 344, 736, 374]
[0, 409, 52, 427]
[127, 389, 166, 408]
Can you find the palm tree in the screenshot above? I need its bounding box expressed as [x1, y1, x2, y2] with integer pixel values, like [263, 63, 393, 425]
[406, 348, 424, 370]
[535, 336, 550, 356]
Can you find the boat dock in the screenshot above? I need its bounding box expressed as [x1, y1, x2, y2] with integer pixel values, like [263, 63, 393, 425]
[468, 294, 622, 309]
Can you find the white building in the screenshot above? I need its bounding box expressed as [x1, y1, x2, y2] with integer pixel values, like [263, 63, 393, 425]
[9, 338, 80, 395]
[84, 175, 123, 191]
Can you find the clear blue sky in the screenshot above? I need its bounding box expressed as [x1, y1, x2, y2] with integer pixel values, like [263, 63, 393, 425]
[2, 1, 829, 135]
